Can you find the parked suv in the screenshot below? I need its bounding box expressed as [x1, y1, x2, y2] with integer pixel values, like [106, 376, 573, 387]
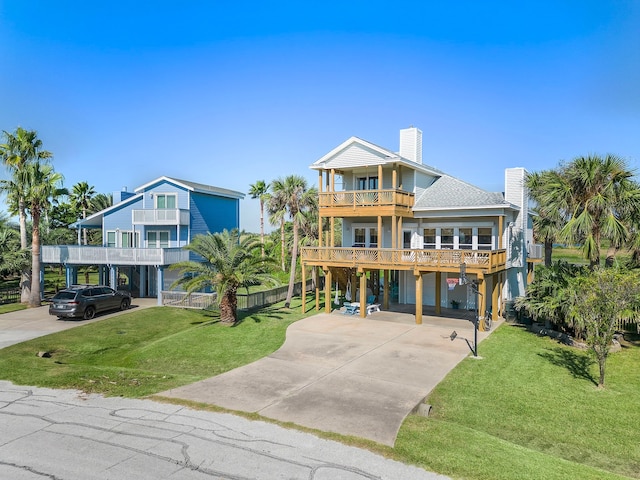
[49, 285, 131, 320]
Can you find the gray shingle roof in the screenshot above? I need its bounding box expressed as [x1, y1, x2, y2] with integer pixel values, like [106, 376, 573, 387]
[414, 175, 507, 209]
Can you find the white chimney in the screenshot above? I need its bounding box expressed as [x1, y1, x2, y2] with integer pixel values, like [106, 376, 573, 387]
[399, 126, 422, 164]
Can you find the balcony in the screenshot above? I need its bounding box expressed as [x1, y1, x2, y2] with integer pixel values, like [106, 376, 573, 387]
[41, 245, 189, 266]
[318, 189, 414, 217]
[301, 247, 507, 274]
[132, 209, 190, 225]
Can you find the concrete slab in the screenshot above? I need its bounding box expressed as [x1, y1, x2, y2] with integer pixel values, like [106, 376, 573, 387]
[160, 311, 500, 446]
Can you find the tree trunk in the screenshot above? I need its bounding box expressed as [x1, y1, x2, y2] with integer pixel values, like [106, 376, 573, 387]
[29, 208, 42, 308]
[280, 219, 286, 271]
[219, 288, 237, 324]
[259, 200, 265, 258]
[544, 239, 553, 267]
[605, 245, 617, 267]
[598, 354, 606, 388]
[18, 200, 31, 303]
[284, 222, 299, 308]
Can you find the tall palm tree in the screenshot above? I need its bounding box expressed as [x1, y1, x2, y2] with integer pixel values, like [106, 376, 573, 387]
[24, 161, 65, 307]
[271, 175, 318, 308]
[69, 181, 96, 245]
[248, 180, 270, 258]
[90, 193, 113, 213]
[525, 170, 567, 267]
[530, 155, 640, 268]
[170, 229, 277, 324]
[267, 183, 287, 271]
[0, 127, 52, 302]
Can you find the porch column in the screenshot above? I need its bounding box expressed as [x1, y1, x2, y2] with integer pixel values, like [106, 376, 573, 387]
[391, 215, 397, 251]
[383, 269, 390, 310]
[359, 271, 367, 318]
[140, 266, 147, 298]
[324, 268, 332, 314]
[498, 215, 504, 249]
[492, 273, 499, 321]
[397, 217, 403, 249]
[377, 216, 382, 247]
[315, 267, 321, 311]
[65, 266, 74, 287]
[378, 164, 383, 205]
[435, 271, 442, 315]
[498, 272, 505, 316]
[39, 263, 45, 301]
[301, 264, 307, 313]
[157, 266, 164, 306]
[478, 274, 487, 331]
[415, 271, 423, 324]
[330, 217, 335, 247]
[318, 170, 324, 248]
[109, 266, 117, 290]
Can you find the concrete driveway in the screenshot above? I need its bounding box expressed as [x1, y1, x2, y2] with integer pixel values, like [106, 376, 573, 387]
[160, 310, 498, 446]
[0, 298, 158, 349]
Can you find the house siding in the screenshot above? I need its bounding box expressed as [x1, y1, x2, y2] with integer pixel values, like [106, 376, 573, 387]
[189, 192, 239, 237]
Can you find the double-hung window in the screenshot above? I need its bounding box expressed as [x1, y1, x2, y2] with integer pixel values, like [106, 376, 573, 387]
[147, 231, 170, 248]
[155, 194, 176, 209]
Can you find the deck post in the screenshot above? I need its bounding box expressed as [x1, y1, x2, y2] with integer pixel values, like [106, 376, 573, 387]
[324, 268, 332, 313]
[383, 269, 390, 310]
[492, 273, 499, 320]
[359, 271, 367, 318]
[435, 271, 441, 315]
[415, 271, 423, 324]
[301, 264, 306, 313]
[315, 267, 321, 311]
[477, 273, 486, 331]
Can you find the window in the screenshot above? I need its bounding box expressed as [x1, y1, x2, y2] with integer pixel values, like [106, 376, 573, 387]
[423, 228, 436, 249]
[120, 231, 139, 248]
[155, 194, 176, 209]
[441, 228, 454, 249]
[147, 231, 170, 248]
[369, 228, 378, 248]
[357, 176, 378, 190]
[459, 228, 472, 250]
[354, 228, 366, 247]
[106, 231, 116, 248]
[403, 231, 412, 249]
[478, 227, 493, 250]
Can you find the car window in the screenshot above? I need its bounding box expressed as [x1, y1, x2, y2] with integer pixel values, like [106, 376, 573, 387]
[53, 291, 76, 300]
[99, 287, 114, 295]
[82, 289, 95, 297]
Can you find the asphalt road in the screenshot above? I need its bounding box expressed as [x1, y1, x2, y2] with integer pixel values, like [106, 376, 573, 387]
[0, 381, 449, 480]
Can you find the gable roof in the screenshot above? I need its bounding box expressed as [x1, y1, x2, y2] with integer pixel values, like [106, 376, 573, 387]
[135, 176, 245, 199]
[72, 176, 244, 229]
[414, 175, 509, 211]
[311, 137, 444, 176]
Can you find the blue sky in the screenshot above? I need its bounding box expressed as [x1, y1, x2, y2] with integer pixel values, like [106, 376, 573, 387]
[1, 1, 639, 232]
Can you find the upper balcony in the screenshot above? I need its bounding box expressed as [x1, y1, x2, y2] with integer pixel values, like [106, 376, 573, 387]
[41, 245, 189, 266]
[301, 247, 507, 275]
[318, 189, 414, 217]
[132, 209, 190, 225]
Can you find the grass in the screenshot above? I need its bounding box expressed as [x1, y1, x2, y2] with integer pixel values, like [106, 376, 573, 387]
[394, 324, 640, 479]
[0, 296, 315, 397]
[1, 298, 638, 479]
[0, 303, 27, 314]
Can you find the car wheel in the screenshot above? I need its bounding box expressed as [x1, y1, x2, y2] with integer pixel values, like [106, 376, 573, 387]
[120, 298, 130, 311]
[83, 306, 96, 320]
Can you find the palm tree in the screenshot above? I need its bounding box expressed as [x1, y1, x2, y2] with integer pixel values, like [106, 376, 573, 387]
[90, 193, 113, 213]
[248, 180, 270, 258]
[526, 170, 567, 266]
[23, 161, 65, 307]
[271, 175, 318, 308]
[170, 229, 277, 324]
[69, 181, 96, 245]
[530, 155, 640, 268]
[0, 127, 52, 302]
[267, 183, 287, 271]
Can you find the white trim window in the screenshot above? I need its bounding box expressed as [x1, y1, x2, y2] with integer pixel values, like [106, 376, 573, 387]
[147, 231, 170, 248]
[478, 227, 493, 250]
[423, 228, 436, 249]
[155, 193, 177, 209]
[120, 231, 140, 248]
[106, 231, 116, 248]
[353, 226, 378, 248]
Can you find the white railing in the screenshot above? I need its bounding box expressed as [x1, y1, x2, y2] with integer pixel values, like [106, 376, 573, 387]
[528, 243, 544, 259]
[41, 245, 189, 266]
[162, 291, 216, 309]
[132, 209, 190, 225]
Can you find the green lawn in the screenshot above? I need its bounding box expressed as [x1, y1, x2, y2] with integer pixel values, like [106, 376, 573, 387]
[0, 297, 315, 397]
[0, 303, 27, 314]
[0, 300, 638, 480]
[395, 324, 640, 479]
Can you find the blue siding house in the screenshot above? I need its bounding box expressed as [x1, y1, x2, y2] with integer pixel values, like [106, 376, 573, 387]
[42, 176, 244, 304]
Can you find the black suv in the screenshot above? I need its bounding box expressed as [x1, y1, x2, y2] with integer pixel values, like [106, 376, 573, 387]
[49, 285, 131, 320]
